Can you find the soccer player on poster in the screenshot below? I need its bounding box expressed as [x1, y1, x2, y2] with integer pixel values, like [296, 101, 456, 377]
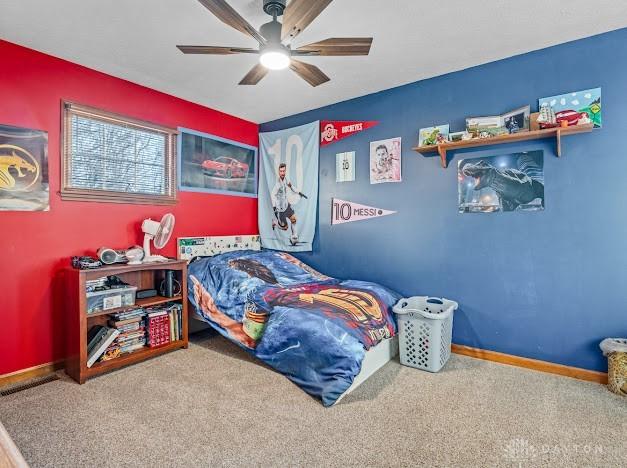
[369, 137, 402, 184]
[271, 162, 308, 246]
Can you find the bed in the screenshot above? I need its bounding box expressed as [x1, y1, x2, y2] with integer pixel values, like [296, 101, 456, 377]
[179, 235, 399, 406]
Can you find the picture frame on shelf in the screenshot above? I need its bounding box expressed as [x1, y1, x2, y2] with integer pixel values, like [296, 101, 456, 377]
[501, 105, 530, 134]
[418, 124, 449, 147]
[449, 131, 470, 142]
[465, 115, 507, 138]
[538, 88, 601, 128]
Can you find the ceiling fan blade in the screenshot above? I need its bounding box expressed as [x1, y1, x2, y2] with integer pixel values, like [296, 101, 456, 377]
[289, 59, 330, 87]
[281, 0, 333, 42]
[239, 63, 269, 85]
[294, 38, 373, 56]
[197, 0, 265, 44]
[177, 45, 258, 55]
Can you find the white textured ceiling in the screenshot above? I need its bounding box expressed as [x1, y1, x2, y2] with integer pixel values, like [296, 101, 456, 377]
[1, 0, 627, 123]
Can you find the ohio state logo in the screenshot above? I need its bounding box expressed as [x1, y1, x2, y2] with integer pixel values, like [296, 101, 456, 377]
[321, 123, 338, 143]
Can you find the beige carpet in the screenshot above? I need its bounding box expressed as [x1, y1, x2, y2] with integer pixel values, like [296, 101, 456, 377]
[0, 331, 625, 467]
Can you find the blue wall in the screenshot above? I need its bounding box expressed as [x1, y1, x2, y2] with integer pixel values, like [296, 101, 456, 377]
[261, 29, 627, 372]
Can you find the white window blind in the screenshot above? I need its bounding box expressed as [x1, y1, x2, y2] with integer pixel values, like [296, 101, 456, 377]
[61, 102, 177, 204]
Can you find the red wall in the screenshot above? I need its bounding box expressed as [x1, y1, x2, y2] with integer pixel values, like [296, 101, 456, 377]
[0, 40, 259, 375]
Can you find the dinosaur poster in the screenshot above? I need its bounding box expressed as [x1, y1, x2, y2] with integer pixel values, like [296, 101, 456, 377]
[0, 124, 48, 211]
[458, 151, 544, 213]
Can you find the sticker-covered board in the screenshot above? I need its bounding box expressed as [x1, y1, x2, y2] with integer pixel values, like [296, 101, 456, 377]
[177, 235, 261, 260]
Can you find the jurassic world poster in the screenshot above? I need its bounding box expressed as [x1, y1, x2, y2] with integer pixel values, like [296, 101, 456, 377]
[458, 151, 544, 213]
[0, 124, 49, 211]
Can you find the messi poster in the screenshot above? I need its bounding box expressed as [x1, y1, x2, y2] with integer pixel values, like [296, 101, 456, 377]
[259, 122, 319, 252]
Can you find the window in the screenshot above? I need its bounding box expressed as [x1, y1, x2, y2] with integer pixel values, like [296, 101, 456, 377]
[61, 102, 177, 204]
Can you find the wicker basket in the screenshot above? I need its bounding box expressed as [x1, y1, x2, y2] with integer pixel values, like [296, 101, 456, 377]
[607, 352, 627, 397]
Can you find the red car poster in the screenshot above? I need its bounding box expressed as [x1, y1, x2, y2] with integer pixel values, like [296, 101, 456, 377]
[178, 127, 258, 197]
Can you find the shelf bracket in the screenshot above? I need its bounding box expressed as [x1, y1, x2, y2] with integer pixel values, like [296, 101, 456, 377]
[437, 145, 447, 168]
[556, 129, 562, 157]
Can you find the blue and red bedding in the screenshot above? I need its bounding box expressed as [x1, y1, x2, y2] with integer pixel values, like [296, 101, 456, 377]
[188, 250, 399, 406]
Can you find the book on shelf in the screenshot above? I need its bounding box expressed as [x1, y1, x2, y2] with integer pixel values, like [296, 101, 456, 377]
[87, 326, 120, 367]
[145, 302, 183, 346]
[119, 341, 146, 354]
[115, 321, 142, 333]
[169, 309, 176, 341]
[98, 308, 148, 362]
[146, 312, 170, 347]
[109, 316, 144, 328]
[116, 330, 145, 344]
[87, 326, 108, 356]
[178, 307, 183, 340]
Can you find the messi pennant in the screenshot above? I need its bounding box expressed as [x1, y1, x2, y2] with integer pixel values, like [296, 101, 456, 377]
[331, 198, 396, 225]
[320, 121, 379, 146]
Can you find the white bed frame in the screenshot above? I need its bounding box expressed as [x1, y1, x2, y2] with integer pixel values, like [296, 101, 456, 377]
[177, 235, 398, 404]
[334, 336, 398, 405]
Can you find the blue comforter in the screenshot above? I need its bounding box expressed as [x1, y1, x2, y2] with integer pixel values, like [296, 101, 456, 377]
[188, 250, 399, 406]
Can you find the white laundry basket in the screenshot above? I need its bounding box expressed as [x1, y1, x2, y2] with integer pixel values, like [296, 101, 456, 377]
[393, 296, 458, 372]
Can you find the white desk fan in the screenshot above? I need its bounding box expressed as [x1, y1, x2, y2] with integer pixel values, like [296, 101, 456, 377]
[141, 213, 175, 263]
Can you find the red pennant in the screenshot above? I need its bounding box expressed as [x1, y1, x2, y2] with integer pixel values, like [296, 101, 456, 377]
[320, 121, 379, 146]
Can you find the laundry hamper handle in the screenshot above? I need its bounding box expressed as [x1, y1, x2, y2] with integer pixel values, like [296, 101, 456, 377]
[393, 297, 457, 320]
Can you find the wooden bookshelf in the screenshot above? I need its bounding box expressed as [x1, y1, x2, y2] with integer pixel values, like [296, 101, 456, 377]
[65, 259, 188, 384]
[413, 123, 594, 168]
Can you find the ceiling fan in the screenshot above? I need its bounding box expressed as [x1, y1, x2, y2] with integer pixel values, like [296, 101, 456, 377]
[177, 0, 373, 87]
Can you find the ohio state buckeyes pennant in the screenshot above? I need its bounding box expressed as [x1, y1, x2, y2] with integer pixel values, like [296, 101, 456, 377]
[320, 121, 379, 146]
[331, 198, 396, 225]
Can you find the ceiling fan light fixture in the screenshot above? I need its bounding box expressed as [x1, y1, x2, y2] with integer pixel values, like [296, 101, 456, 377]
[178, 0, 371, 86]
[259, 47, 290, 70]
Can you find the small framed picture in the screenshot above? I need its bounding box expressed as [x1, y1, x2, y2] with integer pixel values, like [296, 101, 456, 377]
[501, 105, 531, 134]
[370, 137, 401, 184]
[178, 127, 258, 197]
[418, 124, 450, 147]
[465, 116, 506, 138]
[336, 151, 355, 182]
[449, 131, 467, 142]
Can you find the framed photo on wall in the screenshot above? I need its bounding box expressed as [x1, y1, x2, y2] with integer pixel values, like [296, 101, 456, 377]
[370, 137, 401, 184]
[0, 124, 49, 211]
[458, 151, 544, 213]
[336, 151, 355, 182]
[178, 127, 258, 197]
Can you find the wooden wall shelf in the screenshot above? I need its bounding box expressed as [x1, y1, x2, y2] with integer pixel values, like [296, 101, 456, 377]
[413, 124, 594, 168]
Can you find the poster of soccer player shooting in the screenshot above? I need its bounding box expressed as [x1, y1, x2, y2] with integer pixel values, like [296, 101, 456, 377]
[259, 121, 319, 252]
